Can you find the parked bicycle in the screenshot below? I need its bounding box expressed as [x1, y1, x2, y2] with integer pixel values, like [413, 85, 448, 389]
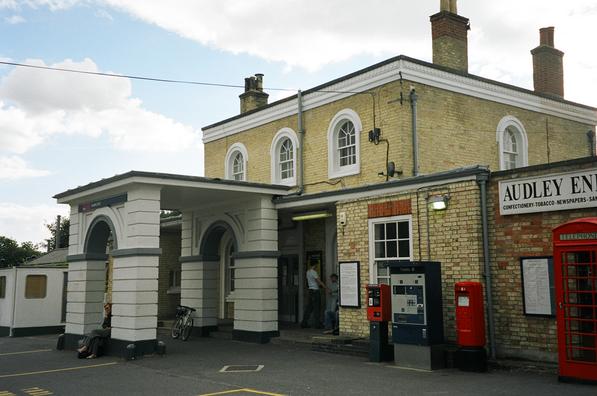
[171, 305, 196, 341]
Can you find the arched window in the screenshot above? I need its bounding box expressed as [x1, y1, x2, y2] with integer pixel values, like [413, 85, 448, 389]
[327, 109, 362, 178]
[225, 143, 248, 181]
[497, 116, 528, 170]
[270, 128, 299, 185]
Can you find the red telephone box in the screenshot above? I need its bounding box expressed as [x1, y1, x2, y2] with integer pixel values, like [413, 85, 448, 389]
[367, 284, 391, 322]
[455, 282, 486, 348]
[553, 218, 597, 383]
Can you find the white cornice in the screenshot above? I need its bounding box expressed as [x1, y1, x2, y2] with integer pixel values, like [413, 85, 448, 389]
[202, 58, 597, 144]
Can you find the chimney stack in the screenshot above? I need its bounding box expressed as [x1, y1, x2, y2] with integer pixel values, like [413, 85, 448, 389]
[531, 27, 564, 97]
[239, 73, 269, 114]
[430, 0, 470, 73]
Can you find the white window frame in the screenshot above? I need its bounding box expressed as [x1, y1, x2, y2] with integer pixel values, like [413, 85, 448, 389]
[496, 116, 528, 170]
[270, 128, 299, 186]
[327, 109, 362, 179]
[225, 143, 249, 181]
[368, 215, 413, 284]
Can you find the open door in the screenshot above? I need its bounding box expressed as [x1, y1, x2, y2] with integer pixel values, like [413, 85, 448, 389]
[278, 255, 299, 323]
[553, 218, 597, 383]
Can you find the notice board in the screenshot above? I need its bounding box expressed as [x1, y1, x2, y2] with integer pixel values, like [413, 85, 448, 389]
[520, 257, 555, 316]
[339, 261, 360, 308]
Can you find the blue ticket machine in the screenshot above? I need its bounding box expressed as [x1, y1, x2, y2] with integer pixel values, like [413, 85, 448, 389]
[389, 261, 444, 370]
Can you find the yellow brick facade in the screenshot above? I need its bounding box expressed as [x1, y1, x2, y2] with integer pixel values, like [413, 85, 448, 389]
[335, 180, 485, 340]
[204, 79, 592, 194]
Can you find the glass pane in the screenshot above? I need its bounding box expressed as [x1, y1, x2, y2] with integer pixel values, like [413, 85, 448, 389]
[386, 223, 397, 240]
[398, 221, 409, 239]
[377, 263, 389, 277]
[375, 242, 385, 258]
[375, 224, 385, 240]
[387, 241, 397, 258]
[398, 240, 410, 258]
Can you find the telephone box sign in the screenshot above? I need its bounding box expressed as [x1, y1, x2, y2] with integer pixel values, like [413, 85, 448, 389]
[499, 168, 597, 215]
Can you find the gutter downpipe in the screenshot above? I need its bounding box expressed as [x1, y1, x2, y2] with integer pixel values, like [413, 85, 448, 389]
[410, 89, 419, 176]
[477, 172, 496, 360]
[297, 90, 304, 195]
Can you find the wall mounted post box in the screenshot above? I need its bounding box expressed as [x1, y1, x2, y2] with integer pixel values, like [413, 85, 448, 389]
[455, 281, 486, 348]
[367, 284, 391, 322]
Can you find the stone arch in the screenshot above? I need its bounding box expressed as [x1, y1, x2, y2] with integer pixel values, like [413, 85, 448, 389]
[83, 214, 118, 255]
[199, 220, 239, 260]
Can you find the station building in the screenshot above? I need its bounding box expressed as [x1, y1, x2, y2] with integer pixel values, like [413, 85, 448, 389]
[54, 0, 597, 363]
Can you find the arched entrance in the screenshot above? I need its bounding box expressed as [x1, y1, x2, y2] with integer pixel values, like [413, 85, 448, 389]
[199, 221, 239, 322]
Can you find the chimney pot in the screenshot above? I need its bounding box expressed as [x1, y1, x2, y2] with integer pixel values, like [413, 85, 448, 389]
[539, 26, 555, 47]
[239, 74, 269, 113]
[430, 0, 469, 72]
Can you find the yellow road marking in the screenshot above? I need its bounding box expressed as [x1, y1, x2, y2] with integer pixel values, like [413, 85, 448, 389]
[0, 391, 16, 396]
[0, 349, 52, 357]
[0, 362, 117, 378]
[22, 387, 53, 396]
[199, 389, 285, 396]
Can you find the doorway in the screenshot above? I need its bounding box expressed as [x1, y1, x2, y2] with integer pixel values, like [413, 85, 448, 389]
[278, 255, 299, 323]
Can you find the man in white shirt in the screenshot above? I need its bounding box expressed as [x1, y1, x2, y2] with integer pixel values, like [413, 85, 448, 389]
[301, 263, 329, 329]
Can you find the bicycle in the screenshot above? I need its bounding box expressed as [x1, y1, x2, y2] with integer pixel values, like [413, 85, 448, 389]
[171, 305, 196, 341]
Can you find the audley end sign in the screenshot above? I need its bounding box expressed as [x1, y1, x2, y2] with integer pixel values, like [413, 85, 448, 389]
[499, 168, 597, 215]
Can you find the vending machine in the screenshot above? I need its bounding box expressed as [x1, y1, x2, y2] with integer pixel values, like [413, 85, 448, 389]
[389, 261, 444, 370]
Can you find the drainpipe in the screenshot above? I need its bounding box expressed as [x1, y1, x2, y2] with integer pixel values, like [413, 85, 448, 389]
[477, 173, 496, 360]
[410, 89, 419, 176]
[297, 90, 304, 194]
[587, 130, 595, 156]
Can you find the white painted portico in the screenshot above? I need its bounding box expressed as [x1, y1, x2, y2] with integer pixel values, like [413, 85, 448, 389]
[54, 171, 291, 356]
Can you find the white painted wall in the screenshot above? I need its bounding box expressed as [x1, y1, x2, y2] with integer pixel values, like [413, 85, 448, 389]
[0, 268, 16, 328]
[12, 267, 66, 329]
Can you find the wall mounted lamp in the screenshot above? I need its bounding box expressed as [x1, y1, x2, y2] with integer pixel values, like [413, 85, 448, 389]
[291, 211, 333, 221]
[428, 194, 450, 211]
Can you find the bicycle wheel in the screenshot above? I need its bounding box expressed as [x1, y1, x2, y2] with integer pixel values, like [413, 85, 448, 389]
[171, 317, 183, 339]
[181, 317, 194, 341]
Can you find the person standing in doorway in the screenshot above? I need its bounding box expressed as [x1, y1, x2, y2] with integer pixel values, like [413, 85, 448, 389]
[323, 273, 339, 333]
[301, 262, 329, 329]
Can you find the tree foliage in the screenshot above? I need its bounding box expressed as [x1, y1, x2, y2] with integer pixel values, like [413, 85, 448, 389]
[0, 236, 42, 267]
[45, 217, 70, 251]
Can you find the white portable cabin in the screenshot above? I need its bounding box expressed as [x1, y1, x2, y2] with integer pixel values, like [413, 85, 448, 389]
[0, 249, 68, 337]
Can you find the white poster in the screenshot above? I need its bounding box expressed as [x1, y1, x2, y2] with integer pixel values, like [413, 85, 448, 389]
[339, 261, 360, 308]
[499, 168, 597, 215]
[521, 258, 553, 316]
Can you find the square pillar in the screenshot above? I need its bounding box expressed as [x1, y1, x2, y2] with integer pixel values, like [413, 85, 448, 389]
[109, 249, 160, 355]
[180, 257, 219, 336]
[232, 253, 279, 343]
[64, 257, 106, 348]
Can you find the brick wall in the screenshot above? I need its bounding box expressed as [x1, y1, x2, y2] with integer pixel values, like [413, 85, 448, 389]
[204, 79, 591, 193]
[488, 158, 597, 361]
[336, 179, 484, 341]
[158, 228, 181, 319]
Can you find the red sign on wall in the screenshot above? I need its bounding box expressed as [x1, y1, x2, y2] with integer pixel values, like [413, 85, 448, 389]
[368, 199, 411, 219]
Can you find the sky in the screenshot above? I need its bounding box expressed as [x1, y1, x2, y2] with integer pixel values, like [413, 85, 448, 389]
[0, 0, 596, 247]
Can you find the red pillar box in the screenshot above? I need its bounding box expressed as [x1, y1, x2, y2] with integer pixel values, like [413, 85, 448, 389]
[455, 281, 487, 371]
[455, 282, 486, 347]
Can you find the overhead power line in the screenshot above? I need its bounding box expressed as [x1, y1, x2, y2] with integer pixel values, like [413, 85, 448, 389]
[0, 60, 296, 91]
[0, 60, 374, 95]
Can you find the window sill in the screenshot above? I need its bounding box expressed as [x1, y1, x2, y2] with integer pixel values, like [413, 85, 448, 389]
[328, 165, 360, 179]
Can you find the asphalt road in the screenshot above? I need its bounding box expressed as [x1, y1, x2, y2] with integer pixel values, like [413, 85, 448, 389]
[0, 331, 595, 396]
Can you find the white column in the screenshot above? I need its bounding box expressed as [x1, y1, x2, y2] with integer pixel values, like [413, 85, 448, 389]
[110, 186, 161, 345]
[110, 254, 159, 342]
[233, 256, 278, 334]
[232, 196, 279, 341]
[180, 259, 218, 331]
[65, 259, 105, 335]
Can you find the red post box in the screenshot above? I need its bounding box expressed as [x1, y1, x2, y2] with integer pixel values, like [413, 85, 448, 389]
[367, 284, 391, 322]
[455, 281, 486, 348]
